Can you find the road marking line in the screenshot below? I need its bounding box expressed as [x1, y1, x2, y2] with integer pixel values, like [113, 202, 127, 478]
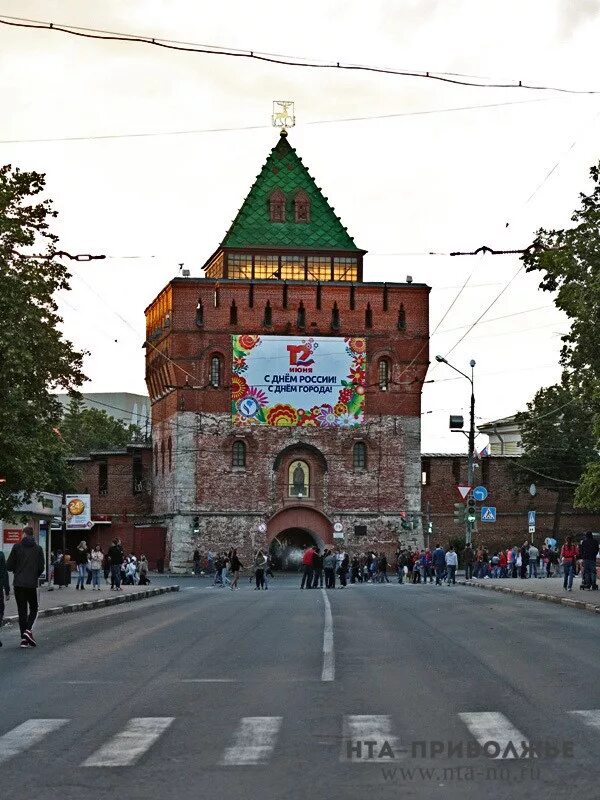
[459, 712, 532, 759]
[341, 715, 399, 762]
[321, 588, 334, 682]
[82, 717, 175, 767]
[570, 710, 600, 730]
[180, 679, 237, 683]
[219, 717, 282, 765]
[0, 719, 69, 764]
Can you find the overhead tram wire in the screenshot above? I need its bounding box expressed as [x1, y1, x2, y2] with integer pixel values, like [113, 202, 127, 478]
[2, 14, 600, 95]
[0, 98, 556, 146]
[436, 103, 600, 362]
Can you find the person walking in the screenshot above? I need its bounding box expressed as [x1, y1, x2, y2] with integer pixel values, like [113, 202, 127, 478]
[300, 545, 314, 589]
[528, 543, 539, 579]
[312, 549, 324, 589]
[0, 549, 10, 647]
[6, 526, 44, 648]
[520, 542, 530, 579]
[229, 549, 243, 590]
[323, 549, 336, 589]
[193, 548, 201, 576]
[107, 538, 124, 590]
[445, 546, 458, 585]
[463, 545, 474, 581]
[579, 531, 599, 590]
[89, 545, 103, 590]
[338, 552, 349, 587]
[139, 555, 150, 585]
[378, 553, 390, 583]
[254, 549, 267, 589]
[432, 544, 446, 586]
[74, 541, 89, 590]
[561, 536, 578, 591]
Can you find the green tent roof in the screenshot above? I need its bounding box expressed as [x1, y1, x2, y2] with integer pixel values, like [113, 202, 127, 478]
[220, 131, 361, 251]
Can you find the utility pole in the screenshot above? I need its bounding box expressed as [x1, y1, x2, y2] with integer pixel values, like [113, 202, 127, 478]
[61, 490, 67, 554]
[436, 356, 477, 545]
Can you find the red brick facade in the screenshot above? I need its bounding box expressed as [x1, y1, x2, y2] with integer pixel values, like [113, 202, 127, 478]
[421, 455, 600, 550]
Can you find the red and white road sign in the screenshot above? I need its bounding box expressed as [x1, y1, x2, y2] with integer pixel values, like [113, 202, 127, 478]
[456, 485, 472, 500]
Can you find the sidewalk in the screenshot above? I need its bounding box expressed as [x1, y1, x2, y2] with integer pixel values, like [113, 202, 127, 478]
[1, 581, 180, 625]
[459, 575, 600, 614]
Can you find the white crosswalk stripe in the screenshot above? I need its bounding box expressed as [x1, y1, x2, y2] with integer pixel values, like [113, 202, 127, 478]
[82, 717, 175, 767]
[0, 719, 69, 765]
[340, 715, 400, 762]
[459, 712, 532, 759]
[219, 717, 282, 765]
[570, 710, 600, 730]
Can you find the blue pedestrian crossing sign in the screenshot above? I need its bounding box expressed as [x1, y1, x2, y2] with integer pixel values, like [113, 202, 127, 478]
[481, 506, 497, 522]
[473, 485, 488, 502]
[528, 511, 536, 526]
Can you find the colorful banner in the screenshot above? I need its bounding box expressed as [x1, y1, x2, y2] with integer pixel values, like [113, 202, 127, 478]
[231, 335, 366, 427]
[66, 494, 92, 529]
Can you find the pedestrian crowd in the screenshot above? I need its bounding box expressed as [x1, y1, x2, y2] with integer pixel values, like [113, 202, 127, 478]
[50, 538, 150, 591]
[395, 545, 459, 586]
[459, 532, 599, 591]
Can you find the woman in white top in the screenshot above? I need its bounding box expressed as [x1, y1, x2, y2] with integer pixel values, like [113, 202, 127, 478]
[89, 546, 104, 590]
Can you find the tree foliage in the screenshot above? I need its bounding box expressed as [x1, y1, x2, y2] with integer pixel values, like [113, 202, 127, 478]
[523, 162, 600, 509]
[0, 165, 84, 518]
[59, 398, 143, 457]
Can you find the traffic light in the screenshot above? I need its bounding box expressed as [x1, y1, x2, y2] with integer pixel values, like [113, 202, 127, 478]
[427, 521, 433, 535]
[454, 502, 466, 525]
[401, 514, 411, 531]
[467, 495, 477, 523]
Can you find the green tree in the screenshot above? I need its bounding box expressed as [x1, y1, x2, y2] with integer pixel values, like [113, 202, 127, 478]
[0, 165, 85, 518]
[523, 162, 600, 509]
[59, 398, 144, 456]
[511, 377, 599, 532]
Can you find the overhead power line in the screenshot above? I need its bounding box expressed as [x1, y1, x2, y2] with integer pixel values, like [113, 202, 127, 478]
[1, 14, 600, 95]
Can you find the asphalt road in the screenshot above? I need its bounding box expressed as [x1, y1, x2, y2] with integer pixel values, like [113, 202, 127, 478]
[1, 574, 599, 800]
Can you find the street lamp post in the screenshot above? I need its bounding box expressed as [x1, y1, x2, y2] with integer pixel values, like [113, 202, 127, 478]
[435, 356, 477, 545]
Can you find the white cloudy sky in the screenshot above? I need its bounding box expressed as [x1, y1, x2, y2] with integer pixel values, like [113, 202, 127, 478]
[1, 0, 600, 451]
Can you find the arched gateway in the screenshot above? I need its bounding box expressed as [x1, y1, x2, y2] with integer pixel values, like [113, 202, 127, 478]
[267, 507, 334, 571]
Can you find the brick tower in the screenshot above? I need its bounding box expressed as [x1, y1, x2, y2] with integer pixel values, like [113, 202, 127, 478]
[145, 131, 430, 572]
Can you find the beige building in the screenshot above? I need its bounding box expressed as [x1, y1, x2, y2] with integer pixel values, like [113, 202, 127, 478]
[478, 415, 523, 456]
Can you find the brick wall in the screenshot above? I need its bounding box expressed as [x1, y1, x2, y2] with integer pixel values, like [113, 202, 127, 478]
[421, 455, 600, 549]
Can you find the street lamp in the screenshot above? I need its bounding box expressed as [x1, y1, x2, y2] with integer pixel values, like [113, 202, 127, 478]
[435, 355, 476, 544]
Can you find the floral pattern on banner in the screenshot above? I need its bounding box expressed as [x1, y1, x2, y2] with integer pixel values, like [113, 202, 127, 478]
[231, 335, 366, 428]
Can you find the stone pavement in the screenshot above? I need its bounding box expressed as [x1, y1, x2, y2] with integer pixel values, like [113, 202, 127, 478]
[459, 574, 600, 613]
[1, 581, 180, 625]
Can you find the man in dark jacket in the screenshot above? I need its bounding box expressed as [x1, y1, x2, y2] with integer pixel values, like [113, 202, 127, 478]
[463, 545, 474, 580]
[0, 549, 10, 647]
[6, 526, 45, 648]
[107, 538, 124, 590]
[579, 532, 599, 590]
[432, 544, 446, 586]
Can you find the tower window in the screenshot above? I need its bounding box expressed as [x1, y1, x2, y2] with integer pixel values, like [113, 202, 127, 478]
[133, 454, 144, 494]
[378, 358, 390, 391]
[294, 189, 310, 223]
[154, 444, 158, 476]
[331, 302, 340, 331]
[269, 188, 286, 222]
[365, 303, 373, 329]
[288, 460, 310, 497]
[229, 300, 238, 325]
[161, 442, 165, 476]
[398, 304, 406, 331]
[316, 283, 322, 310]
[168, 437, 172, 472]
[349, 284, 355, 310]
[297, 301, 306, 329]
[281, 255, 305, 281]
[452, 457, 461, 484]
[249, 283, 254, 308]
[210, 355, 222, 388]
[214, 287, 219, 308]
[282, 283, 288, 309]
[307, 256, 331, 282]
[263, 300, 273, 327]
[232, 440, 246, 468]
[353, 442, 367, 470]
[254, 255, 279, 280]
[98, 460, 108, 495]
[195, 299, 204, 328]
[383, 284, 388, 311]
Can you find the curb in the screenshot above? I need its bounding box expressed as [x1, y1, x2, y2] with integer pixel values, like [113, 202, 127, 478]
[1, 586, 180, 625]
[458, 580, 600, 614]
